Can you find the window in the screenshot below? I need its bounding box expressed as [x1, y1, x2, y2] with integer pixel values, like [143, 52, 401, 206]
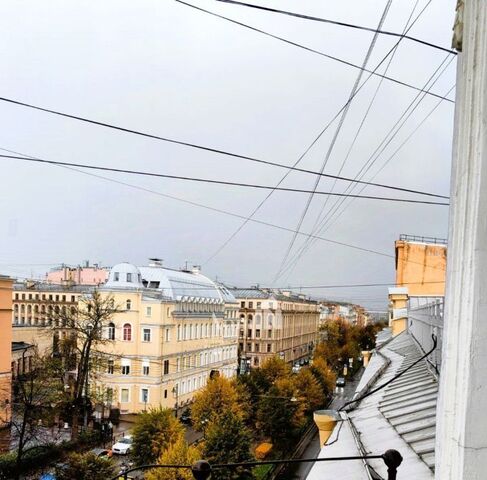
[62, 295, 66, 302]
[257, 302, 261, 309]
[127, 273, 132, 282]
[269, 302, 274, 309]
[108, 322, 115, 340]
[145, 306, 152, 317]
[267, 344, 272, 353]
[121, 389, 129, 403]
[268, 329, 272, 339]
[165, 328, 170, 342]
[15, 293, 18, 300]
[143, 328, 151, 342]
[107, 360, 114, 374]
[121, 362, 130, 375]
[255, 343, 260, 352]
[142, 362, 150, 376]
[247, 329, 252, 338]
[240, 301, 245, 308]
[164, 389, 168, 399]
[267, 314, 274, 325]
[55, 295, 59, 301]
[140, 388, 149, 404]
[114, 272, 120, 281]
[255, 329, 261, 338]
[163, 360, 169, 375]
[123, 323, 132, 341]
[126, 299, 131, 310]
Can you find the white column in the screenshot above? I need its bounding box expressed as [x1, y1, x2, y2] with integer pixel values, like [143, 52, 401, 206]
[435, 1, 487, 478]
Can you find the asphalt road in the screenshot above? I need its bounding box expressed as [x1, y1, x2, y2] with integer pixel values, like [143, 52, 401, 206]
[278, 372, 364, 480]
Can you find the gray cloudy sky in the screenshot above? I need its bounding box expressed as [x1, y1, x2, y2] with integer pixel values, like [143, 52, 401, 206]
[0, 0, 456, 309]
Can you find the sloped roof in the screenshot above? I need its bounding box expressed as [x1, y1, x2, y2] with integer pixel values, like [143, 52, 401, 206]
[307, 332, 437, 480]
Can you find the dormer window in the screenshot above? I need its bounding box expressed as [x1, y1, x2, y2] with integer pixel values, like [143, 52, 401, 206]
[127, 273, 132, 282]
[114, 272, 119, 282]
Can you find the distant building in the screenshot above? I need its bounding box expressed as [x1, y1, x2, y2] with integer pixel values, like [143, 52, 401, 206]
[0, 275, 14, 427]
[46, 261, 109, 286]
[12, 281, 90, 355]
[228, 287, 319, 370]
[95, 260, 239, 415]
[319, 302, 369, 327]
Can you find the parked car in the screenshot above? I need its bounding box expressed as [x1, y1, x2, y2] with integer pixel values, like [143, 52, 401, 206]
[292, 363, 301, 373]
[112, 435, 133, 455]
[91, 447, 110, 458]
[336, 377, 346, 388]
[180, 408, 192, 425]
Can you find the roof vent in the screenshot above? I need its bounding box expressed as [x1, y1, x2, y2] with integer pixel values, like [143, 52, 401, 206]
[192, 265, 201, 275]
[149, 258, 163, 267]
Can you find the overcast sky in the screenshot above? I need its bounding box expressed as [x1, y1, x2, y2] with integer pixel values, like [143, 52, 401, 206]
[0, 0, 457, 309]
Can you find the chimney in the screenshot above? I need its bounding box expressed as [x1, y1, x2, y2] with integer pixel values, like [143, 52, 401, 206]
[148, 258, 163, 267]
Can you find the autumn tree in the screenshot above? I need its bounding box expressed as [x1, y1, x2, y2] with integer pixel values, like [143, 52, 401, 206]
[191, 376, 246, 431]
[48, 289, 120, 438]
[55, 452, 115, 480]
[293, 368, 325, 414]
[309, 357, 336, 399]
[146, 437, 200, 480]
[131, 407, 184, 466]
[202, 411, 254, 480]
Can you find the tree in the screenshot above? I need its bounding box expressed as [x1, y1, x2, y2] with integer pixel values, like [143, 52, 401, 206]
[49, 290, 120, 439]
[55, 452, 115, 480]
[256, 377, 305, 448]
[131, 407, 184, 466]
[6, 349, 64, 479]
[191, 376, 245, 431]
[146, 437, 200, 480]
[293, 368, 325, 414]
[309, 357, 336, 399]
[203, 411, 254, 480]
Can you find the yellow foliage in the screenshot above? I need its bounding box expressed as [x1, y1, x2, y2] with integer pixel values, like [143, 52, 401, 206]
[255, 442, 273, 459]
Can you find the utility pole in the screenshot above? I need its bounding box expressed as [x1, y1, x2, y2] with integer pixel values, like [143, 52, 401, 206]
[435, 1, 487, 478]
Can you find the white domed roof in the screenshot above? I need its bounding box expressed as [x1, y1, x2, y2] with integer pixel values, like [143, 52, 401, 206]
[106, 262, 143, 289]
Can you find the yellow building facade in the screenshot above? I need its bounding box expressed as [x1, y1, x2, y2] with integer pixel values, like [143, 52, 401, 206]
[0, 275, 14, 427]
[96, 262, 239, 415]
[395, 235, 446, 296]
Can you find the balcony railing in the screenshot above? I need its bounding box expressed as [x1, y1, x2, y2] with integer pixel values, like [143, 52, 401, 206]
[113, 450, 404, 480]
[399, 234, 447, 245]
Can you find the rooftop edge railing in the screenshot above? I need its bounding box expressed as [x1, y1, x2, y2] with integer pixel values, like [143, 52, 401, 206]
[399, 234, 447, 245]
[112, 450, 403, 480]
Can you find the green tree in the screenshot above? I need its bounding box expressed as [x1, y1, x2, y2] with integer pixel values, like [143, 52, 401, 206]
[55, 452, 115, 480]
[309, 357, 336, 399]
[191, 376, 245, 431]
[203, 411, 254, 480]
[256, 378, 305, 448]
[132, 407, 184, 466]
[146, 437, 200, 480]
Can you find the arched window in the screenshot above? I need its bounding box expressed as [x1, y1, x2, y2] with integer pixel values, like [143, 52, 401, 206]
[123, 323, 132, 341]
[126, 299, 131, 311]
[108, 322, 115, 340]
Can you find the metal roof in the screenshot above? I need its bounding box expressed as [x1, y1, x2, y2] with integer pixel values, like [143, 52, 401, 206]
[307, 332, 437, 480]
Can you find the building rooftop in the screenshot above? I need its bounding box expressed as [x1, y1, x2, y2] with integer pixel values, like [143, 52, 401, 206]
[13, 282, 92, 293]
[398, 234, 447, 246]
[307, 331, 437, 480]
[228, 287, 317, 304]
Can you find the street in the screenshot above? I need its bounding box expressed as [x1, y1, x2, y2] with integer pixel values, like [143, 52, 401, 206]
[278, 371, 363, 480]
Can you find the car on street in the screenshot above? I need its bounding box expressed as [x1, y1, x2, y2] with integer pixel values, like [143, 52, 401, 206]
[180, 408, 192, 425]
[336, 377, 346, 388]
[112, 435, 133, 455]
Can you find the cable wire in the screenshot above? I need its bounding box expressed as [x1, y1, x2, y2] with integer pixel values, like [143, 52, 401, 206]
[173, 1, 454, 103]
[0, 154, 449, 205]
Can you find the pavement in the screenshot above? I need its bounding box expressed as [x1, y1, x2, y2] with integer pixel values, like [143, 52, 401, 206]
[278, 371, 364, 480]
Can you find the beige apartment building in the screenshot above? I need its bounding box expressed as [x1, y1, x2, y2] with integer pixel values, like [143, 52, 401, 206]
[228, 288, 319, 370]
[0, 275, 14, 427]
[95, 261, 239, 415]
[12, 281, 90, 354]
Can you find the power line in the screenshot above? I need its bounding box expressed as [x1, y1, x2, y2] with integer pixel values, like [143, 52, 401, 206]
[1, 154, 449, 205]
[273, 0, 394, 282]
[173, 1, 454, 104]
[0, 145, 446, 272]
[215, 0, 457, 55]
[203, 0, 437, 266]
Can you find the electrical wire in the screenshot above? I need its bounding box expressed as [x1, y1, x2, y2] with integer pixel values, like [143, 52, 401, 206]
[0, 145, 447, 272]
[202, 0, 437, 265]
[0, 154, 449, 205]
[215, 0, 457, 55]
[273, 0, 394, 282]
[173, 1, 454, 103]
[277, 63, 455, 280]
